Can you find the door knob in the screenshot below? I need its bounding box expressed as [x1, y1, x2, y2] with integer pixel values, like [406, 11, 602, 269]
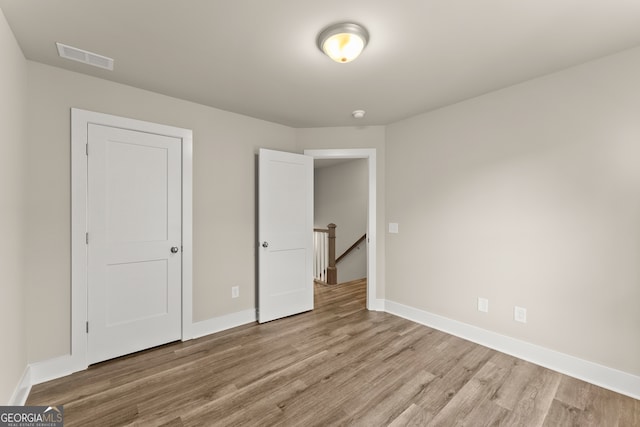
[171, 246, 179, 253]
[262, 242, 269, 248]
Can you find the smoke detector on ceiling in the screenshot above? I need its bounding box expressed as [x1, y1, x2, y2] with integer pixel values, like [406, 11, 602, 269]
[352, 109, 366, 119]
[56, 42, 114, 70]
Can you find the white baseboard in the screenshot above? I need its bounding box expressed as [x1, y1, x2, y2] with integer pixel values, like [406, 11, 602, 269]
[368, 298, 385, 311]
[384, 299, 640, 400]
[9, 365, 31, 405]
[30, 355, 80, 386]
[191, 308, 257, 339]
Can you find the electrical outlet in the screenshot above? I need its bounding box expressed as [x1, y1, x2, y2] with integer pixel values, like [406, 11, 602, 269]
[231, 286, 239, 298]
[477, 297, 489, 313]
[514, 306, 527, 323]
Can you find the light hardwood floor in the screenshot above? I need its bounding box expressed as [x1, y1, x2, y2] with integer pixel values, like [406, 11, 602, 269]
[27, 279, 639, 426]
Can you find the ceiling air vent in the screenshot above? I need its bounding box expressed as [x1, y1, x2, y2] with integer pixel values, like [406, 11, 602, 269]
[56, 42, 114, 71]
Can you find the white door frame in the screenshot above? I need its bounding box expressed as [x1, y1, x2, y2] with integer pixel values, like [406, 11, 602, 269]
[304, 149, 380, 311]
[71, 108, 193, 371]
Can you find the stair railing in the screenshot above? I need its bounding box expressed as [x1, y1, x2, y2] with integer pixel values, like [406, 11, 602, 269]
[336, 233, 367, 264]
[313, 223, 337, 285]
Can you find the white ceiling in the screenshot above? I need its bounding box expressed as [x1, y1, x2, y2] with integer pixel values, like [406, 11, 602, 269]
[2, 0, 640, 128]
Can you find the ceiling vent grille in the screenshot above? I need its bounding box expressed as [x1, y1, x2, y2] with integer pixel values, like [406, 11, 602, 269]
[56, 42, 114, 70]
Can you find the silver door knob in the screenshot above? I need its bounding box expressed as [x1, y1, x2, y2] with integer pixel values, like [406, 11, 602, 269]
[262, 242, 269, 248]
[171, 246, 179, 253]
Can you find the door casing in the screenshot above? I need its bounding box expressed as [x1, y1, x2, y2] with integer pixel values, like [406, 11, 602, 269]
[71, 108, 193, 371]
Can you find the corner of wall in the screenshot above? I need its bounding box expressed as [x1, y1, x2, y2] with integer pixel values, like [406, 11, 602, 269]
[0, 5, 29, 405]
[8, 366, 31, 406]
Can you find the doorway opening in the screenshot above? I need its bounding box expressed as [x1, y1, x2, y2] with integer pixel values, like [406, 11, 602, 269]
[313, 158, 367, 285]
[304, 149, 378, 310]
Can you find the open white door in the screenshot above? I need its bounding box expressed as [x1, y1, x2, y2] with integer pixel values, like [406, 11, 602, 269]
[258, 149, 314, 323]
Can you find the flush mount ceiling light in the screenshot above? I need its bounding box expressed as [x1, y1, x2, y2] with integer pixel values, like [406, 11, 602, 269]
[317, 22, 369, 63]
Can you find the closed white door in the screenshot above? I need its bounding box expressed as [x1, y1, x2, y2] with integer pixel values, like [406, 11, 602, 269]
[258, 149, 314, 323]
[87, 124, 182, 364]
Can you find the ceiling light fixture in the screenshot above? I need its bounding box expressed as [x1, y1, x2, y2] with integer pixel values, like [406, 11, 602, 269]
[317, 22, 369, 63]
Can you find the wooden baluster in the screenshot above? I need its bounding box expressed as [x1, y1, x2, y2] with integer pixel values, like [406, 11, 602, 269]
[327, 223, 337, 285]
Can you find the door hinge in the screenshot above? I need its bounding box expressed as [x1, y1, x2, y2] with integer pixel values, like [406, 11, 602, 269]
[86, 232, 89, 244]
[86, 143, 88, 156]
[86, 321, 89, 333]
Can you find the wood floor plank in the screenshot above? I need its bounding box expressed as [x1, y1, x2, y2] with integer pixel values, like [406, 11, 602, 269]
[388, 403, 432, 427]
[576, 383, 635, 427]
[26, 279, 638, 426]
[413, 342, 496, 415]
[491, 357, 539, 411]
[339, 369, 437, 426]
[428, 356, 512, 426]
[619, 397, 640, 426]
[270, 330, 414, 425]
[554, 374, 592, 411]
[542, 399, 581, 427]
[499, 365, 561, 427]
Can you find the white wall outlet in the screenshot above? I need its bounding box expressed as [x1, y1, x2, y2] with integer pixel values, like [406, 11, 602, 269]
[477, 297, 489, 313]
[231, 286, 239, 298]
[514, 306, 527, 323]
[389, 222, 399, 234]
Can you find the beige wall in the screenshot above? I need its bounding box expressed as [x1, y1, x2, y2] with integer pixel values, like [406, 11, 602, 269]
[24, 62, 388, 365]
[315, 159, 368, 282]
[0, 8, 27, 403]
[386, 47, 640, 375]
[296, 126, 386, 298]
[25, 62, 296, 363]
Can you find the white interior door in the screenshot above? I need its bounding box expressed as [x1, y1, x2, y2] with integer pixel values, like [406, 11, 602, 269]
[258, 149, 314, 323]
[87, 124, 182, 364]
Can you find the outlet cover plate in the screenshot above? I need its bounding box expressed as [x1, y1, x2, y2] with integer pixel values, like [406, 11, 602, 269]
[477, 297, 489, 313]
[514, 306, 527, 323]
[232, 286, 239, 298]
